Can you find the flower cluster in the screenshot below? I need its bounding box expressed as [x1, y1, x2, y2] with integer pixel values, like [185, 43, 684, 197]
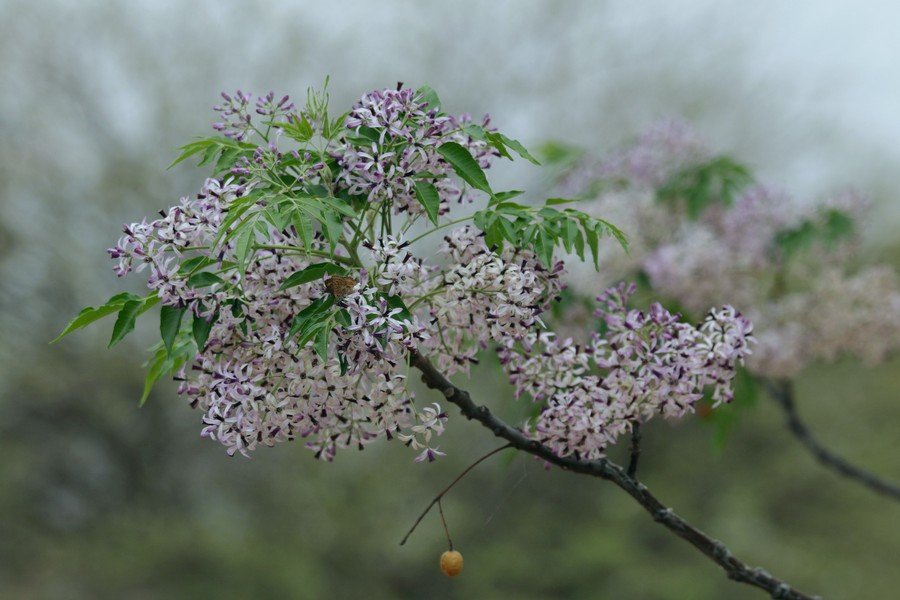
[338, 88, 497, 214]
[421, 225, 566, 375]
[212, 89, 296, 141]
[333, 272, 429, 373]
[558, 120, 900, 378]
[212, 90, 254, 141]
[585, 118, 712, 189]
[100, 86, 574, 459]
[498, 283, 754, 460]
[74, 85, 754, 464]
[110, 183, 431, 458]
[108, 177, 251, 306]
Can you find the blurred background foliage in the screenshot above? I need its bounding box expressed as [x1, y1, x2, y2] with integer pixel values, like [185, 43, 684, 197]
[1, 1, 899, 598]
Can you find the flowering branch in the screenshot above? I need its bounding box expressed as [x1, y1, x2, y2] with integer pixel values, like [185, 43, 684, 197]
[57, 82, 793, 591]
[552, 119, 900, 505]
[763, 379, 900, 502]
[409, 350, 818, 600]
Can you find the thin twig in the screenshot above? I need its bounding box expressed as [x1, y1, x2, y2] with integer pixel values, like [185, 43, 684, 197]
[399, 443, 513, 546]
[627, 422, 642, 478]
[763, 378, 900, 502]
[437, 499, 453, 550]
[409, 350, 819, 600]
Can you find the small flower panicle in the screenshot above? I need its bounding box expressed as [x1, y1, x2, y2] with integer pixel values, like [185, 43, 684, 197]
[499, 283, 755, 460]
[213, 90, 254, 141]
[338, 88, 497, 215]
[560, 119, 900, 378]
[397, 403, 449, 463]
[594, 118, 711, 189]
[422, 225, 566, 376]
[255, 91, 295, 118]
[107, 177, 251, 306]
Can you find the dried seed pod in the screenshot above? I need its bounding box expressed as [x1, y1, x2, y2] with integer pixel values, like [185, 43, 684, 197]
[440, 550, 464, 577]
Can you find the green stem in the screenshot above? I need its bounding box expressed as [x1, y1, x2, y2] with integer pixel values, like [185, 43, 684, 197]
[407, 215, 474, 245]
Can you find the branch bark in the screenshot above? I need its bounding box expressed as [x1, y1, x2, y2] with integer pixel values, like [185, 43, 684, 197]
[409, 350, 818, 600]
[763, 379, 900, 501]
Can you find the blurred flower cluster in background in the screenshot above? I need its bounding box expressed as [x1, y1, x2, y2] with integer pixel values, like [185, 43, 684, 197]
[2, 1, 899, 598]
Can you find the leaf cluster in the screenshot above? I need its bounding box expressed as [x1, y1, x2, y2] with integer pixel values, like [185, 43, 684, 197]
[657, 155, 753, 218]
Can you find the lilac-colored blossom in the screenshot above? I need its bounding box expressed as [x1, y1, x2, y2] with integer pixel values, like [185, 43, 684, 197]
[559, 119, 900, 378]
[499, 283, 754, 460]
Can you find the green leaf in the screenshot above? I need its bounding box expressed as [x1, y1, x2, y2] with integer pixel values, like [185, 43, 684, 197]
[52, 292, 142, 343]
[777, 209, 856, 258]
[384, 294, 413, 321]
[824, 209, 855, 242]
[573, 228, 585, 260]
[314, 326, 330, 358]
[214, 147, 243, 174]
[280, 263, 346, 291]
[323, 211, 344, 253]
[234, 227, 256, 268]
[287, 113, 315, 141]
[264, 203, 291, 232]
[287, 296, 335, 346]
[538, 207, 560, 219]
[563, 219, 579, 253]
[318, 196, 357, 217]
[493, 190, 525, 203]
[140, 337, 196, 405]
[585, 226, 600, 270]
[168, 139, 217, 169]
[178, 256, 218, 275]
[414, 181, 441, 225]
[416, 84, 442, 112]
[192, 312, 216, 351]
[657, 155, 753, 218]
[436, 142, 493, 196]
[160, 305, 186, 354]
[214, 192, 260, 246]
[335, 309, 351, 327]
[499, 134, 540, 165]
[168, 137, 251, 169]
[141, 347, 170, 406]
[602, 219, 629, 252]
[497, 217, 518, 244]
[296, 321, 325, 349]
[351, 126, 381, 144]
[188, 272, 226, 288]
[546, 197, 577, 206]
[539, 228, 554, 266]
[109, 300, 144, 348]
[298, 295, 335, 319]
[538, 141, 582, 166]
[292, 213, 314, 251]
[325, 111, 348, 140]
[462, 126, 539, 165]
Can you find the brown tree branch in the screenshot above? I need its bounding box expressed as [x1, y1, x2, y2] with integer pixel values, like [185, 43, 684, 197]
[409, 350, 819, 600]
[763, 379, 900, 502]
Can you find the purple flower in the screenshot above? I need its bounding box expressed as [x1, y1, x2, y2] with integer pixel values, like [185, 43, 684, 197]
[498, 282, 754, 460]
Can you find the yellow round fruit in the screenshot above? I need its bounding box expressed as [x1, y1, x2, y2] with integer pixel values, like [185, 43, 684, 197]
[440, 550, 464, 577]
